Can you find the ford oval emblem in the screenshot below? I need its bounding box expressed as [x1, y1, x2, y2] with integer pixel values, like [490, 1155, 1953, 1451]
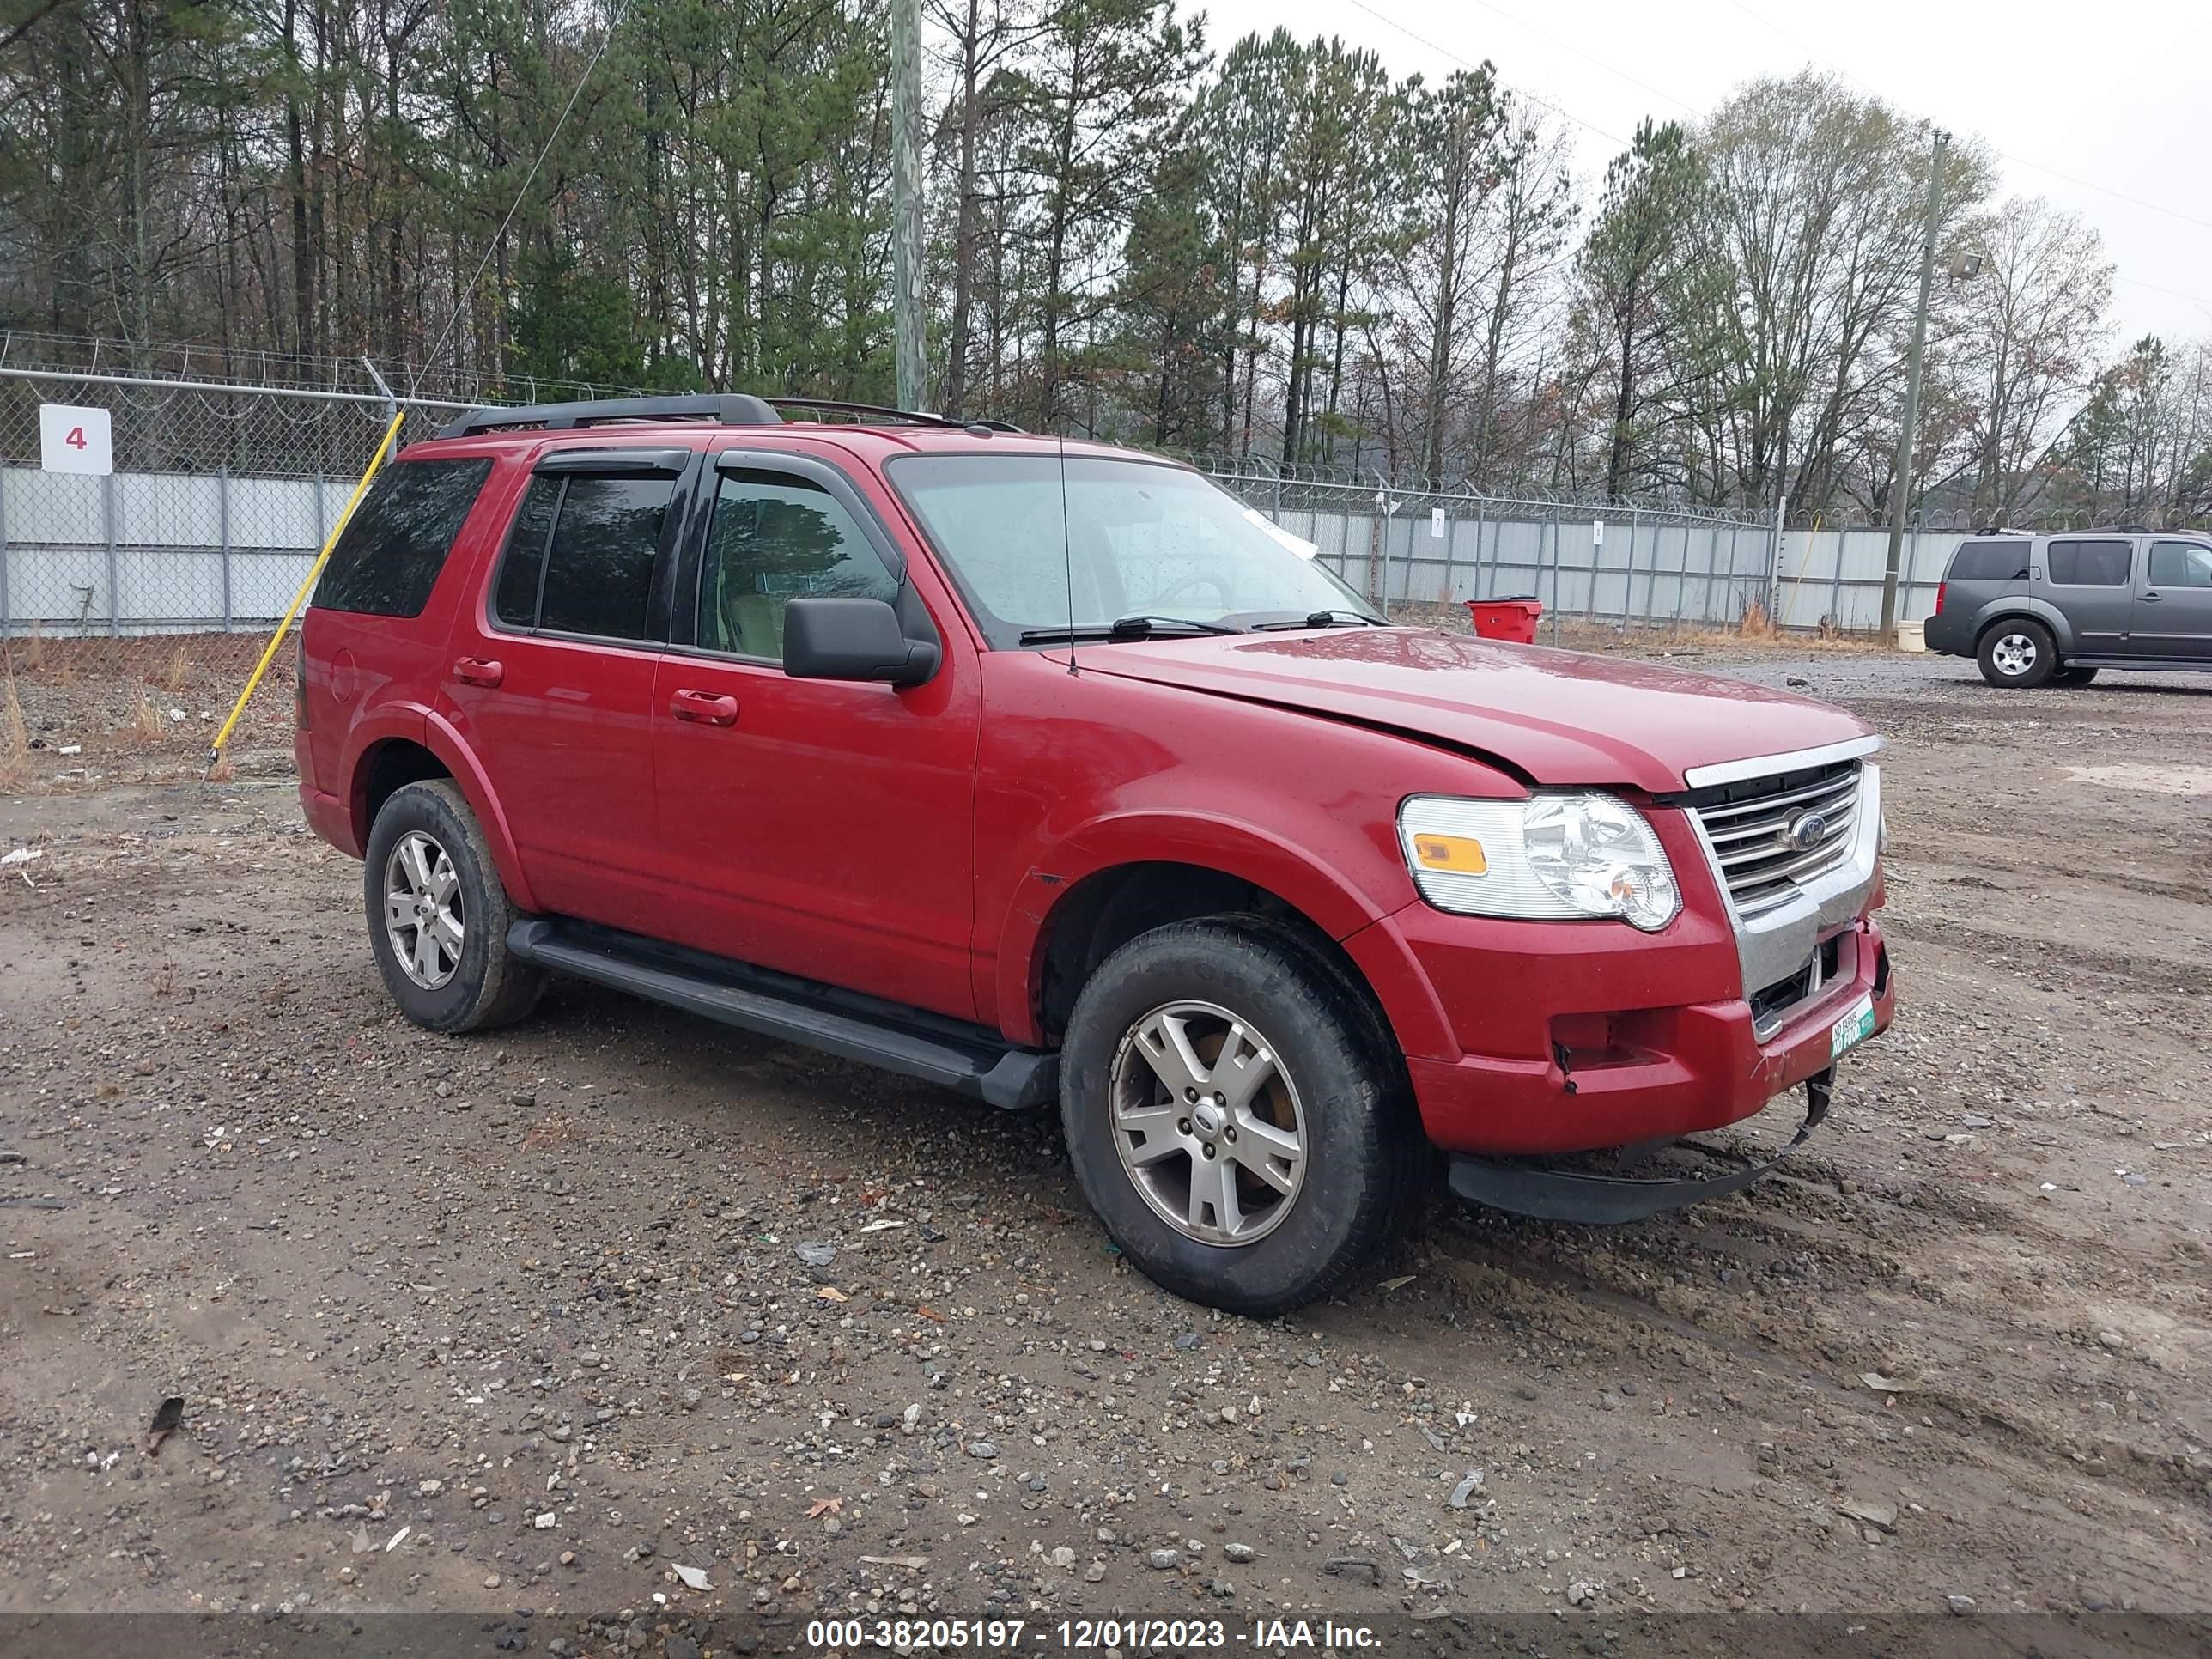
[1785, 810, 1828, 852]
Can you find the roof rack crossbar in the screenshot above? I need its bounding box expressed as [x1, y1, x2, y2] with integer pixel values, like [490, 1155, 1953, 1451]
[439, 393, 782, 440]
[764, 397, 1023, 433]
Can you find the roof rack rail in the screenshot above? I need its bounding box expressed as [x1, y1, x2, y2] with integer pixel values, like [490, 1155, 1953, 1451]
[765, 397, 1023, 434]
[439, 393, 782, 440]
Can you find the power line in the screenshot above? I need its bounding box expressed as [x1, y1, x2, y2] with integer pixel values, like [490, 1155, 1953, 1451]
[2110, 273, 2212, 312]
[1717, 0, 2212, 234]
[1447, 0, 1696, 122]
[1340, 0, 1632, 149]
[1356, 0, 2212, 243]
[1346, 0, 2212, 313]
[409, 0, 638, 398]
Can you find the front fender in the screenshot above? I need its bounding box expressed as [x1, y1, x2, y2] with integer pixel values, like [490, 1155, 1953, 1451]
[988, 809, 1454, 1054]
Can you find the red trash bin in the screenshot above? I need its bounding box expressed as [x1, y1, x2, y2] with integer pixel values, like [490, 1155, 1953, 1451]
[1468, 597, 1542, 643]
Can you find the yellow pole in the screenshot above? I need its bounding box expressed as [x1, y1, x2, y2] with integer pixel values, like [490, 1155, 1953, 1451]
[1778, 514, 1824, 630]
[204, 410, 406, 778]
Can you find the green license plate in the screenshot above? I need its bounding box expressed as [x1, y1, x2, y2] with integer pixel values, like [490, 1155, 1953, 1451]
[1829, 992, 1876, 1060]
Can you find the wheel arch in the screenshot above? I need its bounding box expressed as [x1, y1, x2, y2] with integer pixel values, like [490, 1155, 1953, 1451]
[1003, 836, 1446, 1062]
[1973, 599, 2074, 654]
[346, 712, 539, 913]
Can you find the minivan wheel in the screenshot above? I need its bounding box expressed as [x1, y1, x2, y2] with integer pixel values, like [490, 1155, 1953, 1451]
[1978, 620, 2056, 688]
[363, 780, 544, 1033]
[1060, 918, 1425, 1315]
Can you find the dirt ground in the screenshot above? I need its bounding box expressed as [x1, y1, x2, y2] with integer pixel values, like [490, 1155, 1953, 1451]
[1, 637, 2208, 1650]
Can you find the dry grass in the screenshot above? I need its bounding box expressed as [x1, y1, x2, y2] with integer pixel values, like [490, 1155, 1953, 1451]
[2, 663, 26, 763]
[20, 621, 46, 672]
[161, 642, 192, 693]
[205, 752, 237, 783]
[131, 685, 164, 743]
[1737, 599, 1776, 640]
[0, 665, 25, 793]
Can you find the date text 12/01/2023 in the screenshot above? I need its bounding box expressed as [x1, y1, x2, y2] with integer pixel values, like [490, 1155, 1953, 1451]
[803, 1619, 1381, 1650]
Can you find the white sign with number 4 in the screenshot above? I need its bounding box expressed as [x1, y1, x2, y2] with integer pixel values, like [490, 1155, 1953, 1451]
[41, 404, 113, 476]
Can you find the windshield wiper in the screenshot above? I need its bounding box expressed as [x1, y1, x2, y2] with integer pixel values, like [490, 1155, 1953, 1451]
[1247, 609, 1385, 631]
[1018, 614, 1243, 644]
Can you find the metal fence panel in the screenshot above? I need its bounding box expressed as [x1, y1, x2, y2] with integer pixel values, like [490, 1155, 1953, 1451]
[0, 364, 1968, 651]
[1179, 458, 1972, 635]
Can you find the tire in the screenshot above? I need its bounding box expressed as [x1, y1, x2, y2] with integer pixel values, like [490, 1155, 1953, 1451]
[1978, 620, 2057, 688]
[1059, 917, 1426, 1316]
[362, 779, 544, 1033]
[2052, 665, 2100, 686]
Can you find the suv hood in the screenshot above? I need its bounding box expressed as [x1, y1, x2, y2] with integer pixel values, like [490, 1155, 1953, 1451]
[1083, 629, 1872, 793]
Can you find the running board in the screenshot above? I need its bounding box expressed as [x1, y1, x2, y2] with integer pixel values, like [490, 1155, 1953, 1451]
[506, 919, 1058, 1111]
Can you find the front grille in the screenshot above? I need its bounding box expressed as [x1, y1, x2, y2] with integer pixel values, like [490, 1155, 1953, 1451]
[1689, 759, 1863, 920]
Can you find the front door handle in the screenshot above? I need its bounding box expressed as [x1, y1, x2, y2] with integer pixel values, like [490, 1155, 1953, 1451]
[670, 688, 739, 727]
[2140, 591, 2162, 602]
[453, 656, 504, 687]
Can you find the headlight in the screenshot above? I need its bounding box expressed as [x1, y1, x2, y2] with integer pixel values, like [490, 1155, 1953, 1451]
[1398, 793, 1681, 932]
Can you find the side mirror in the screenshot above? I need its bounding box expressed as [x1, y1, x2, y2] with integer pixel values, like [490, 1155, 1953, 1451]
[782, 596, 939, 687]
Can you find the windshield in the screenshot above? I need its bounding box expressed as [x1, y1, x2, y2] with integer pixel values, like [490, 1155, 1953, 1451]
[887, 453, 1380, 647]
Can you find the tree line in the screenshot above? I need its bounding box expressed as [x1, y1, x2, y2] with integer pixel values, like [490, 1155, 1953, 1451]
[3, 0, 2206, 525]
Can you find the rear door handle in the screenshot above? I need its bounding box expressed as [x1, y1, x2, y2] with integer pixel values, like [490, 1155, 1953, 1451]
[2140, 591, 2162, 602]
[453, 656, 504, 687]
[669, 689, 739, 727]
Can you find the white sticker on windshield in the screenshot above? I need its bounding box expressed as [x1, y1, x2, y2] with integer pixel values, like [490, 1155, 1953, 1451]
[1243, 507, 1319, 561]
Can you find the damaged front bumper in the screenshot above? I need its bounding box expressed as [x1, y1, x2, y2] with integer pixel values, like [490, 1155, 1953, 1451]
[1444, 1069, 1833, 1224]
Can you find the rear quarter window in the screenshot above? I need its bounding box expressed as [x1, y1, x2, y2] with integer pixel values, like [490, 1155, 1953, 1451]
[314, 457, 494, 617]
[2046, 539, 2133, 586]
[1944, 539, 2029, 581]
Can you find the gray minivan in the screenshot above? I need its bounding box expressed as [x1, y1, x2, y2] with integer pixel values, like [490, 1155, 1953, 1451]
[1924, 528, 2212, 686]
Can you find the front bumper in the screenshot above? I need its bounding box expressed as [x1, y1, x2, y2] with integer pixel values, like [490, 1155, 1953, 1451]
[1402, 912, 1892, 1156]
[1367, 748, 1892, 1161]
[1446, 1069, 1835, 1224]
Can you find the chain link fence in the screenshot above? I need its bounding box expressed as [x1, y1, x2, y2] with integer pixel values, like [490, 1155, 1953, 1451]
[0, 345, 1989, 787]
[0, 354, 463, 782]
[1179, 458, 1790, 637]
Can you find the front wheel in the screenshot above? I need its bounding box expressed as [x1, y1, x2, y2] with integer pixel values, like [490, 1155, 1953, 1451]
[1059, 919, 1425, 1315]
[1978, 620, 2057, 688]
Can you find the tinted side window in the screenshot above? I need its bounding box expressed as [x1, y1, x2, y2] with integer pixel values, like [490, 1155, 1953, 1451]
[697, 470, 897, 659]
[2046, 538, 2132, 586]
[2149, 541, 2212, 588]
[493, 476, 562, 628]
[1945, 538, 2029, 581]
[526, 476, 675, 640]
[315, 458, 491, 617]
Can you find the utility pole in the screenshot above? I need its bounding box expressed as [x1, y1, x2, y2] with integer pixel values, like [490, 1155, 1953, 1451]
[1878, 127, 1948, 647]
[890, 0, 927, 413]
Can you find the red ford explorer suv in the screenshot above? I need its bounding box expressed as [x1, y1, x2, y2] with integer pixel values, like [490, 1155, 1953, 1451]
[296, 394, 1893, 1313]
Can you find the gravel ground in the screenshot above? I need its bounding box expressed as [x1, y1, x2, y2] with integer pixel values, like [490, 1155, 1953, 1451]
[2, 642, 2209, 1646]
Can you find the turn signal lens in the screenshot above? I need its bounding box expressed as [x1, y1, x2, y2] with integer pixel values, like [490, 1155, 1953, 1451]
[1411, 832, 1487, 874]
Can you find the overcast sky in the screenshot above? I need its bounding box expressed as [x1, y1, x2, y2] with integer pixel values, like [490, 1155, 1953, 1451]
[1197, 0, 2212, 348]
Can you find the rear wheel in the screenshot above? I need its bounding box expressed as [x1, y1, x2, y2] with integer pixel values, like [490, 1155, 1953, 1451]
[363, 780, 544, 1033]
[1059, 918, 1425, 1315]
[2052, 665, 2100, 686]
[1978, 620, 2057, 688]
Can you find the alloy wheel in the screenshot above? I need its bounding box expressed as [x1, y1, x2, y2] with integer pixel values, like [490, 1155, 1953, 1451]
[1108, 1000, 1308, 1247]
[384, 830, 465, 989]
[1991, 633, 2038, 678]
